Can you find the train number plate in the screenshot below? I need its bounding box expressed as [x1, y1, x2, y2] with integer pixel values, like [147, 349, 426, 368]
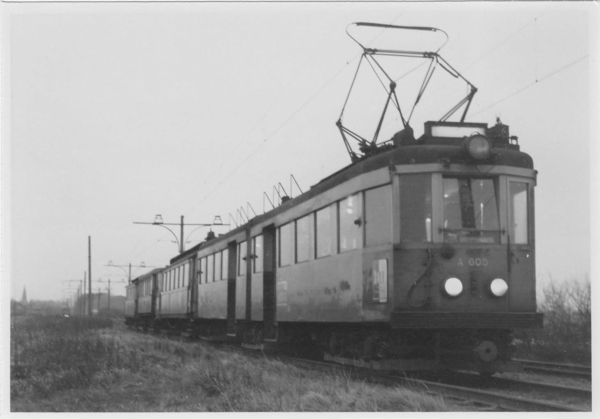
[372, 259, 388, 303]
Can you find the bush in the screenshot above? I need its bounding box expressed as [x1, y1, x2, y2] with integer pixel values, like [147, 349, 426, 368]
[514, 275, 591, 364]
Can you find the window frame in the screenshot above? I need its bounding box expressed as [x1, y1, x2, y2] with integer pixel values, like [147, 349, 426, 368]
[238, 241, 247, 276]
[221, 249, 229, 280]
[507, 177, 533, 245]
[315, 204, 333, 259]
[278, 223, 293, 267]
[364, 184, 393, 247]
[253, 235, 264, 273]
[338, 192, 363, 253]
[295, 215, 311, 263]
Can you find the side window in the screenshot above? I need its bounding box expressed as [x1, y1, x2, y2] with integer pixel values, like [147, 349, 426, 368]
[365, 185, 392, 247]
[200, 258, 206, 284]
[221, 250, 228, 280]
[315, 205, 332, 258]
[207, 254, 214, 283]
[296, 215, 310, 262]
[238, 241, 247, 276]
[253, 235, 263, 273]
[339, 193, 362, 252]
[279, 223, 292, 267]
[400, 174, 432, 242]
[183, 264, 188, 287]
[215, 252, 222, 282]
[509, 181, 529, 244]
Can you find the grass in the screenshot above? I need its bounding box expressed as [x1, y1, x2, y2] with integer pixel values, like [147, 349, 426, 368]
[11, 316, 453, 412]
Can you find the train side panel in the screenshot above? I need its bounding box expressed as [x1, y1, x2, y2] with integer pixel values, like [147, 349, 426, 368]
[125, 284, 136, 319]
[160, 288, 189, 316]
[198, 281, 228, 319]
[276, 251, 363, 322]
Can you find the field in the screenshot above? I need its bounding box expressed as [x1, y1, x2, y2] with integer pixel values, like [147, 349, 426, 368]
[11, 277, 590, 412]
[10, 316, 451, 412]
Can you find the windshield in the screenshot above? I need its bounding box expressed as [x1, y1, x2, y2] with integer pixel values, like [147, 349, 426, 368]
[442, 177, 500, 243]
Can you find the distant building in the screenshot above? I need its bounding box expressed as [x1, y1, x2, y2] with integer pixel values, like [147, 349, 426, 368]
[21, 286, 28, 304]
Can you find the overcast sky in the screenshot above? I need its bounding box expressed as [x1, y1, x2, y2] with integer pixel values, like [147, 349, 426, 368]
[2, 2, 598, 302]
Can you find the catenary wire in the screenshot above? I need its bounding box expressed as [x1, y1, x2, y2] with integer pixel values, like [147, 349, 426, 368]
[470, 55, 588, 117]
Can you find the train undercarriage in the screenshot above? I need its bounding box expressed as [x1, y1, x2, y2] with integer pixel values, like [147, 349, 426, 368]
[126, 315, 521, 375]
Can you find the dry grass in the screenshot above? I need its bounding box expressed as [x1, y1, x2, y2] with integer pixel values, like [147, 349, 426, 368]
[11, 316, 453, 412]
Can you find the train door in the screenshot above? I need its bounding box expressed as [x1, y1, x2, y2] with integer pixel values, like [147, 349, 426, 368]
[506, 177, 536, 311]
[226, 241, 237, 335]
[190, 258, 197, 317]
[151, 273, 157, 316]
[262, 225, 277, 340]
[134, 281, 139, 316]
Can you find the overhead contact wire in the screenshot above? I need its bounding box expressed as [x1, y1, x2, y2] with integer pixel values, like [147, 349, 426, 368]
[471, 55, 588, 117]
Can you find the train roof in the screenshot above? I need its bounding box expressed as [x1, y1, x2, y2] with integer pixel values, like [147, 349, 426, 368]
[170, 120, 532, 264]
[131, 267, 166, 283]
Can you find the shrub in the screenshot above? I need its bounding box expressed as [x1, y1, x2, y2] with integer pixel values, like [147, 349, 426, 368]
[514, 275, 591, 364]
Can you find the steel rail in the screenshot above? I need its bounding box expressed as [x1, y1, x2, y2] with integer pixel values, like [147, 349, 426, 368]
[514, 359, 591, 379]
[433, 370, 591, 407]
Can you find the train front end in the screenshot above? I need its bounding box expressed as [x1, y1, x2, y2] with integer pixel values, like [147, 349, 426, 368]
[388, 120, 543, 373]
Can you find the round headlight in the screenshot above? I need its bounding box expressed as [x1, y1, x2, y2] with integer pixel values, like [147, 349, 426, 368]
[465, 134, 491, 159]
[444, 277, 463, 297]
[490, 278, 508, 297]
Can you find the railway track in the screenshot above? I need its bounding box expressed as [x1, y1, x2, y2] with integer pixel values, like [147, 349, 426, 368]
[281, 357, 589, 412]
[430, 370, 591, 411]
[514, 358, 591, 379]
[130, 327, 590, 412]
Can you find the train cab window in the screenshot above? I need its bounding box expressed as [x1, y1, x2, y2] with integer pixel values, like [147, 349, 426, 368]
[238, 241, 247, 276]
[509, 181, 529, 244]
[296, 215, 310, 262]
[200, 258, 206, 284]
[442, 177, 500, 244]
[365, 185, 392, 247]
[400, 175, 432, 242]
[253, 235, 263, 273]
[221, 250, 228, 280]
[315, 205, 332, 258]
[215, 252, 222, 281]
[207, 254, 214, 283]
[279, 223, 293, 267]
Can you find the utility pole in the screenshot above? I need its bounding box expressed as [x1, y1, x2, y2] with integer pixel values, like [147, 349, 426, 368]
[84, 271, 87, 315]
[133, 215, 227, 254]
[108, 278, 111, 312]
[88, 236, 92, 316]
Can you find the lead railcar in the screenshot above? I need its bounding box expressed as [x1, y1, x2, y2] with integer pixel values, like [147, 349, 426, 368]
[131, 23, 543, 375]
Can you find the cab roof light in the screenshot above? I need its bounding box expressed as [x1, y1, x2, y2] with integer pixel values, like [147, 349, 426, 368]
[464, 134, 491, 160]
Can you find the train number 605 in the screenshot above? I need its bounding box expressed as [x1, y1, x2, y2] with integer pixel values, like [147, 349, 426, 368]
[468, 258, 488, 267]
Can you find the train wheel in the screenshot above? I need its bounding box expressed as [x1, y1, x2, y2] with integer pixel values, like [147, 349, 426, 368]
[329, 333, 340, 356]
[363, 336, 375, 360]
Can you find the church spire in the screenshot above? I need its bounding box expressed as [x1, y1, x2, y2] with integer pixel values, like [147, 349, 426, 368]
[21, 286, 27, 304]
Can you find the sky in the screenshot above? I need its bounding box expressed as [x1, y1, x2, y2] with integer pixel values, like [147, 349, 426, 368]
[2, 1, 598, 303]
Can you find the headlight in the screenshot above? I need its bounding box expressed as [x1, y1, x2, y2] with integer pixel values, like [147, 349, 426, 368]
[444, 277, 463, 297]
[490, 278, 508, 297]
[464, 134, 491, 159]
